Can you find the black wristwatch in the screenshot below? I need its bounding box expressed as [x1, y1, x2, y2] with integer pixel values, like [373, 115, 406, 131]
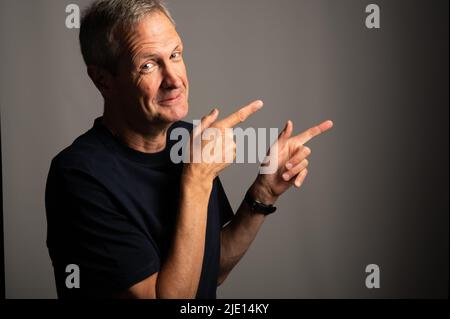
[244, 191, 277, 215]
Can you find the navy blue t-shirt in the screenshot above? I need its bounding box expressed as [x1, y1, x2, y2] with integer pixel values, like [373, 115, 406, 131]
[45, 117, 234, 298]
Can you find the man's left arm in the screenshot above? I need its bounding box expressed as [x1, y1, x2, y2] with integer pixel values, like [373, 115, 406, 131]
[218, 119, 333, 285]
[218, 181, 277, 285]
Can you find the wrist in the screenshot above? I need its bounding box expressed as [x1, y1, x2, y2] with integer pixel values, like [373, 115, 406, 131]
[248, 180, 278, 206]
[181, 165, 215, 191]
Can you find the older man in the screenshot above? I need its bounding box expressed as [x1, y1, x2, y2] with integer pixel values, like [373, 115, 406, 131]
[45, 0, 332, 299]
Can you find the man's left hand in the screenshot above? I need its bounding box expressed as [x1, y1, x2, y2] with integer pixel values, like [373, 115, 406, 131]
[250, 119, 334, 205]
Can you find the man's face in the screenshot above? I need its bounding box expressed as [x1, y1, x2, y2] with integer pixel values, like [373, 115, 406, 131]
[112, 12, 189, 128]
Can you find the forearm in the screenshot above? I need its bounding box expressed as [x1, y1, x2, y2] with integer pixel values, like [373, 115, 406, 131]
[218, 182, 276, 285]
[156, 173, 213, 298]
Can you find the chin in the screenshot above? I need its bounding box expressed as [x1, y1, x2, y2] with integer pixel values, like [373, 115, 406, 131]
[163, 102, 189, 123]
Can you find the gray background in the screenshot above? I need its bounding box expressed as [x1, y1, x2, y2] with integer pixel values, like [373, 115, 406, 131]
[0, 0, 448, 298]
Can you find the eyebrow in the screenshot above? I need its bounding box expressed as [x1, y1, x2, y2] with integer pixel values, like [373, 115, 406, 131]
[139, 52, 158, 60]
[138, 43, 183, 61]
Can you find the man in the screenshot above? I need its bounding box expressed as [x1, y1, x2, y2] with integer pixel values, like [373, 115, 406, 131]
[45, 0, 333, 299]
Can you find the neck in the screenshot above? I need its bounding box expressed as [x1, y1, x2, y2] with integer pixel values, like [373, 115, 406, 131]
[102, 109, 171, 154]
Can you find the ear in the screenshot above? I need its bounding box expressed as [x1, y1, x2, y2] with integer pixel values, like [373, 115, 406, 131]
[87, 65, 115, 98]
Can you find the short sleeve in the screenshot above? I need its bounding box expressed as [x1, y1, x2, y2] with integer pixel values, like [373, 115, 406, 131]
[46, 159, 160, 298]
[214, 177, 234, 226]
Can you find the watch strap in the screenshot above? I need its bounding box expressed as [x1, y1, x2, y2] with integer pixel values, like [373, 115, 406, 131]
[244, 191, 277, 215]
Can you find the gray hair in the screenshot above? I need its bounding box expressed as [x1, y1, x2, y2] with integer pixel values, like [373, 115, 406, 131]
[79, 0, 175, 74]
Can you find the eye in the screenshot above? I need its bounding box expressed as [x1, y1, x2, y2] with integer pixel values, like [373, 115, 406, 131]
[171, 52, 182, 60]
[141, 62, 156, 72]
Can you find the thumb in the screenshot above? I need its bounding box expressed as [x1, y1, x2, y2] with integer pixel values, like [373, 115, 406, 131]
[195, 108, 220, 135]
[279, 120, 293, 140]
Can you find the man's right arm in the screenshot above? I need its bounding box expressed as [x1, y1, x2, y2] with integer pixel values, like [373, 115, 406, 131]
[155, 173, 213, 298]
[121, 173, 213, 299]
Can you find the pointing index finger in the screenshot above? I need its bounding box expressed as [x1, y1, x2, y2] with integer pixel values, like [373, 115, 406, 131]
[215, 100, 264, 128]
[294, 120, 334, 144]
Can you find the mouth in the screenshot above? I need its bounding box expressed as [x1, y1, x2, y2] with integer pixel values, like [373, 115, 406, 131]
[158, 93, 183, 106]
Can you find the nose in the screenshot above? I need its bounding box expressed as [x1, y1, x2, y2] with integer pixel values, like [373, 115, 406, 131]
[161, 63, 182, 90]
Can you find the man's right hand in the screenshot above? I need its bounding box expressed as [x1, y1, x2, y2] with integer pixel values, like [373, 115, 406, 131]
[183, 100, 264, 182]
